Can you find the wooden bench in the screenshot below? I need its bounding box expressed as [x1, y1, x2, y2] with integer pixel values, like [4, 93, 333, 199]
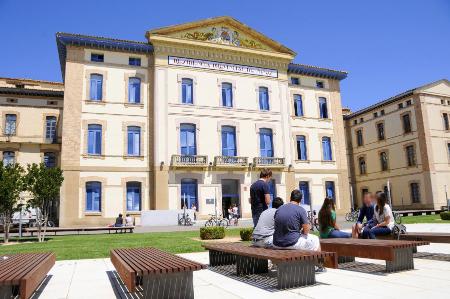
[0, 253, 55, 299]
[110, 248, 206, 299]
[203, 243, 337, 289]
[320, 239, 429, 272]
[26, 226, 134, 236]
[392, 232, 450, 243]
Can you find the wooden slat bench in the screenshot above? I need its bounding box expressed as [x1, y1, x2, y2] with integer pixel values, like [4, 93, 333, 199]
[0, 252, 55, 299]
[203, 243, 337, 289]
[26, 226, 134, 236]
[320, 239, 429, 272]
[110, 248, 206, 299]
[392, 232, 450, 243]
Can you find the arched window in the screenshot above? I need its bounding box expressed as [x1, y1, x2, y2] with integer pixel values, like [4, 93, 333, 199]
[322, 137, 332, 161]
[87, 124, 102, 155]
[380, 152, 389, 171]
[128, 77, 141, 103]
[359, 157, 367, 175]
[2, 151, 15, 166]
[319, 97, 328, 118]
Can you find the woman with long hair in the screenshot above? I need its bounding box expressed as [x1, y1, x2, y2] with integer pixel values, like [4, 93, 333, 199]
[363, 191, 394, 239]
[318, 197, 351, 238]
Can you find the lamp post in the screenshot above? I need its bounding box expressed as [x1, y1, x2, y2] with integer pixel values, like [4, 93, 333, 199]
[18, 203, 24, 238]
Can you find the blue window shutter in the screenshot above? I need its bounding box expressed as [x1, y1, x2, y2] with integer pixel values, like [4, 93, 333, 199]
[181, 78, 193, 104]
[297, 135, 307, 160]
[260, 128, 273, 157]
[90, 74, 103, 101]
[222, 83, 233, 107]
[322, 137, 332, 161]
[319, 97, 328, 118]
[127, 126, 140, 156]
[128, 77, 141, 103]
[294, 95, 303, 116]
[88, 124, 102, 155]
[221, 126, 236, 156]
[259, 87, 269, 111]
[86, 182, 101, 212]
[299, 182, 310, 205]
[180, 124, 196, 155]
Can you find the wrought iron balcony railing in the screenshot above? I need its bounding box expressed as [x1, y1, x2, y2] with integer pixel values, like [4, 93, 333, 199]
[171, 155, 208, 167]
[214, 156, 248, 167]
[253, 157, 285, 168]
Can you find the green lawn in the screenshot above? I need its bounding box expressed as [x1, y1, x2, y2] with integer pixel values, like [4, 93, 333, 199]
[401, 214, 450, 224]
[0, 228, 242, 260]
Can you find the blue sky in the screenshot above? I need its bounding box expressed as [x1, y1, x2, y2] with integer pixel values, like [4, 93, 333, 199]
[0, 0, 449, 111]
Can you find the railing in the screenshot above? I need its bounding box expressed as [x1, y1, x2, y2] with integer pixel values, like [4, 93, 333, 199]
[214, 156, 248, 167]
[253, 157, 285, 168]
[171, 155, 208, 167]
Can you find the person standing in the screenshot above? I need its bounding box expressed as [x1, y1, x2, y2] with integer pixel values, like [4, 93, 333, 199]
[250, 168, 272, 227]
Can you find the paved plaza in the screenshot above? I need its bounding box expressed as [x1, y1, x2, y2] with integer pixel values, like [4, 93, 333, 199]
[30, 224, 450, 299]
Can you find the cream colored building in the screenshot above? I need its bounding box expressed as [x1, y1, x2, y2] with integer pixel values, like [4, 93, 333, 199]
[1, 17, 351, 226]
[344, 79, 450, 210]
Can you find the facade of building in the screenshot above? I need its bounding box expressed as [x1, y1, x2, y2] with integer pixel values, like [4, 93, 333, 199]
[344, 79, 450, 210]
[1, 17, 351, 226]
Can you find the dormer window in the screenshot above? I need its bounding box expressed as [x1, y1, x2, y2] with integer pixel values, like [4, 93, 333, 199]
[91, 53, 104, 62]
[291, 77, 300, 85]
[316, 81, 324, 88]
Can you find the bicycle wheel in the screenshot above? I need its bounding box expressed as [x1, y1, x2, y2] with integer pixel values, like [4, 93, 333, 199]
[219, 219, 229, 227]
[394, 213, 402, 224]
[205, 219, 214, 227]
[185, 217, 193, 226]
[345, 213, 351, 222]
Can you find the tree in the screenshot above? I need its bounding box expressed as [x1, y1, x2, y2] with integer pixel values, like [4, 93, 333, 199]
[25, 163, 64, 242]
[0, 163, 25, 244]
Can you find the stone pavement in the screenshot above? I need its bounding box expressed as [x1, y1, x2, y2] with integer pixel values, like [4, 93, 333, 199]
[34, 225, 450, 299]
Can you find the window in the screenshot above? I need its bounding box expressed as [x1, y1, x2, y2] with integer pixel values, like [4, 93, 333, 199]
[180, 124, 196, 155]
[221, 82, 233, 107]
[181, 179, 197, 209]
[126, 182, 141, 211]
[296, 135, 307, 160]
[443, 113, 449, 130]
[87, 124, 102, 155]
[291, 77, 299, 85]
[259, 128, 273, 157]
[43, 152, 56, 168]
[380, 151, 389, 171]
[45, 116, 57, 142]
[319, 97, 328, 119]
[442, 100, 445, 105]
[402, 114, 412, 133]
[406, 145, 416, 166]
[377, 122, 385, 140]
[127, 126, 141, 156]
[293, 94, 303, 117]
[353, 120, 357, 125]
[129, 57, 141, 66]
[86, 182, 101, 212]
[359, 157, 366, 175]
[181, 78, 193, 104]
[268, 179, 277, 204]
[380, 110, 385, 116]
[259, 87, 269, 111]
[410, 183, 420, 203]
[91, 53, 104, 62]
[356, 129, 364, 146]
[221, 126, 236, 156]
[373, 112, 378, 118]
[4, 114, 17, 135]
[316, 81, 324, 88]
[398, 103, 404, 109]
[406, 100, 412, 106]
[2, 151, 15, 166]
[322, 136, 333, 161]
[299, 181, 310, 205]
[448, 143, 450, 159]
[325, 181, 336, 201]
[89, 74, 103, 101]
[128, 77, 141, 103]
[359, 117, 364, 123]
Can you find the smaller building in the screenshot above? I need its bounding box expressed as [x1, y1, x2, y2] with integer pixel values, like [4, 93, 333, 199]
[344, 79, 450, 210]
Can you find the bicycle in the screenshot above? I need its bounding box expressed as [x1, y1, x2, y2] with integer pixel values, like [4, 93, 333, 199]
[178, 213, 193, 226]
[393, 211, 402, 224]
[307, 210, 319, 231]
[345, 208, 359, 222]
[205, 214, 229, 227]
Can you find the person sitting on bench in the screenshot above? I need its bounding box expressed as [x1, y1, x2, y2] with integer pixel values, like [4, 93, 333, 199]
[318, 197, 351, 238]
[252, 197, 284, 247]
[272, 190, 321, 251]
[363, 191, 394, 239]
[352, 192, 375, 238]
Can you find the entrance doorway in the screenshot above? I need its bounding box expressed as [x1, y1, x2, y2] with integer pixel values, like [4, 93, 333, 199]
[221, 179, 240, 218]
[268, 179, 277, 208]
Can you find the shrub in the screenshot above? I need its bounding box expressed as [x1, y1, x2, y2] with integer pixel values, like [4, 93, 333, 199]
[440, 212, 450, 221]
[240, 228, 254, 241]
[200, 227, 225, 240]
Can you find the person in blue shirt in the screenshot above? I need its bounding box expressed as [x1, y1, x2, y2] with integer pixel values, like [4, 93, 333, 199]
[351, 192, 375, 238]
[250, 169, 272, 227]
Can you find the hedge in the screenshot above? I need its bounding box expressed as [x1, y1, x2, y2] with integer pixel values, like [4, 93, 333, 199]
[200, 227, 225, 240]
[440, 212, 450, 221]
[240, 228, 253, 241]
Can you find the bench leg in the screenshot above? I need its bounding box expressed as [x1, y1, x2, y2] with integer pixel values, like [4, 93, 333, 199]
[386, 248, 414, 272]
[277, 260, 316, 289]
[236, 255, 268, 276]
[141, 271, 194, 299]
[412, 246, 417, 254]
[0, 285, 18, 299]
[209, 250, 236, 266]
[338, 256, 355, 264]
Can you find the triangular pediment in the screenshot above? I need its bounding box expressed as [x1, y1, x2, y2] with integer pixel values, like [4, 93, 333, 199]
[416, 79, 450, 95]
[147, 16, 296, 56]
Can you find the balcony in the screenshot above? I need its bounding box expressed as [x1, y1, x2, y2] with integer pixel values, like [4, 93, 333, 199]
[214, 156, 248, 168]
[171, 155, 208, 168]
[253, 157, 285, 168]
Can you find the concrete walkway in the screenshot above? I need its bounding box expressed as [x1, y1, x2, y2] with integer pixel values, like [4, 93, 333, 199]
[34, 242, 450, 298]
